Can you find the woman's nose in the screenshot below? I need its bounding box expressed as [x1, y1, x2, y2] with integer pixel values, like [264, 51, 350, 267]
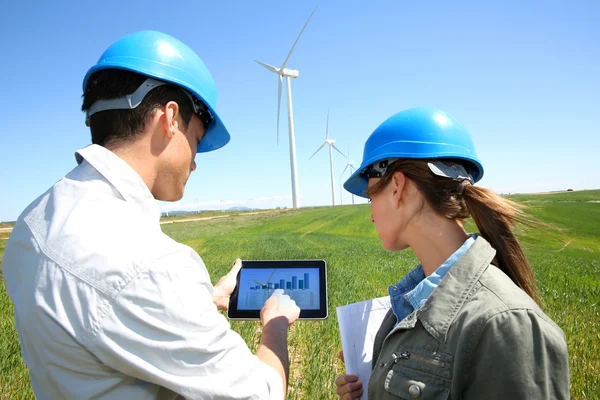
[371, 215, 375, 223]
[191, 161, 197, 172]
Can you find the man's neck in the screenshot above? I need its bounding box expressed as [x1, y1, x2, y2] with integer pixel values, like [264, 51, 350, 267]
[108, 142, 157, 195]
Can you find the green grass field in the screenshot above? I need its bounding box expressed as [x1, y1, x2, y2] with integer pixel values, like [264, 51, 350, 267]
[1, 190, 599, 398]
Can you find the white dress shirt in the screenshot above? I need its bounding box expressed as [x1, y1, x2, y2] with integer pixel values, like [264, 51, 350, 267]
[2, 144, 283, 400]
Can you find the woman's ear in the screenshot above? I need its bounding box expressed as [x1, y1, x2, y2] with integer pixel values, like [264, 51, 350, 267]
[391, 171, 406, 208]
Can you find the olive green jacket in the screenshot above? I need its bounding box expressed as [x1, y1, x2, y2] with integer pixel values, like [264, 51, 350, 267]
[369, 236, 570, 399]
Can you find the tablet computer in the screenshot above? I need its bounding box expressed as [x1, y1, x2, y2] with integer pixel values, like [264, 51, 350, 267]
[228, 260, 328, 320]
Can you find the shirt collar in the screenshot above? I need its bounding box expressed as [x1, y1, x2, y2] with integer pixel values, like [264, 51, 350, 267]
[75, 144, 161, 223]
[405, 235, 476, 310]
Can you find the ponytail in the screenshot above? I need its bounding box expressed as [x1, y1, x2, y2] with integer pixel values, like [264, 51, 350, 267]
[462, 183, 541, 304]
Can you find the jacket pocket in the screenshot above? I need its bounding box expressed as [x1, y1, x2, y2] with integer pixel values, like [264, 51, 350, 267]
[383, 347, 452, 399]
[384, 368, 450, 399]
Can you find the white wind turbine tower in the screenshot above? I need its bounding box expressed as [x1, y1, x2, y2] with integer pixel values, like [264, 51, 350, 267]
[255, 7, 317, 209]
[341, 147, 357, 205]
[308, 109, 346, 206]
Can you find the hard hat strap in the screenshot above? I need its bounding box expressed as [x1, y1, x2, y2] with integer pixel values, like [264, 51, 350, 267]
[85, 78, 166, 126]
[428, 161, 474, 183]
[85, 78, 214, 129]
[362, 158, 474, 184]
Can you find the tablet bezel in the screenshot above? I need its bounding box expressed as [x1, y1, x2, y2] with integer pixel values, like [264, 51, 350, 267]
[227, 260, 328, 320]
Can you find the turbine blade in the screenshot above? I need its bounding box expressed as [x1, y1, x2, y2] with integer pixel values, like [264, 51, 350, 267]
[308, 142, 327, 160]
[277, 75, 282, 145]
[326, 109, 329, 139]
[342, 164, 349, 175]
[255, 60, 279, 74]
[332, 144, 346, 157]
[281, 7, 318, 70]
[266, 269, 277, 284]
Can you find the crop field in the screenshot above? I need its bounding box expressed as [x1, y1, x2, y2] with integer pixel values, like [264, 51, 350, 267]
[1, 190, 599, 399]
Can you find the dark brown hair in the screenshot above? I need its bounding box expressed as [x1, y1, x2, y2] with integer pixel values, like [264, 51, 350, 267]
[81, 69, 194, 148]
[366, 158, 541, 304]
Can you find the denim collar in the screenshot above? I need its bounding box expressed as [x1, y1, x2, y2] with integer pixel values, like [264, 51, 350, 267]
[388, 235, 476, 326]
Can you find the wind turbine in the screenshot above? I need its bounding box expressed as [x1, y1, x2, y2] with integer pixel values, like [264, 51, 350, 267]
[308, 109, 346, 206]
[341, 147, 357, 205]
[255, 7, 317, 209]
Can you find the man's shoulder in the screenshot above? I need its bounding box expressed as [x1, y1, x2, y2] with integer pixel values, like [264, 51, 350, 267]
[11, 171, 188, 299]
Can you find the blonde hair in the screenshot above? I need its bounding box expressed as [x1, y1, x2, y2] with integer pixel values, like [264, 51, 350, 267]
[366, 159, 541, 304]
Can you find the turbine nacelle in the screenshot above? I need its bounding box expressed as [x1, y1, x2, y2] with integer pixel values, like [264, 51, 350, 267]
[281, 68, 299, 78]
[255, 61, 299, 79]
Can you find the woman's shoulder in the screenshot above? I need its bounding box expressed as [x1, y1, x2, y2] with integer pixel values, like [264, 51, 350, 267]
[459, 263, 565, 338]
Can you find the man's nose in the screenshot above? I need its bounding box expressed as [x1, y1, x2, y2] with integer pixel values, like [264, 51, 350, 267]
[191, 161, 197, 172]
[371, 215, 375, 223]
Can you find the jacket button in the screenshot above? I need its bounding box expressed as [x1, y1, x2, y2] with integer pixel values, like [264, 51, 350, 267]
[408, 384, 421, 398]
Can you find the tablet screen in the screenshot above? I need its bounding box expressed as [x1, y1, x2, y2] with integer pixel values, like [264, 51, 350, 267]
[237, 267, 321, 310]
[228, 260, 328, 320]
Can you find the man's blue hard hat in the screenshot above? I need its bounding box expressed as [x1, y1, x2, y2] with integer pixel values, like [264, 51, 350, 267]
[344, 107, 484, 198]
[83, 30, 229, 153]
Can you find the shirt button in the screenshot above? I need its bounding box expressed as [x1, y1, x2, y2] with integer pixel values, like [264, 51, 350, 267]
[408, 384, 421, 398]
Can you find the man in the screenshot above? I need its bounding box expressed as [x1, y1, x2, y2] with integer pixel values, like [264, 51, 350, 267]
[3, 30, 300, 399]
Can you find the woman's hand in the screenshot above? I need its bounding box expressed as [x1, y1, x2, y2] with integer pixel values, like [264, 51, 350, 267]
[335, 351, 364, 399]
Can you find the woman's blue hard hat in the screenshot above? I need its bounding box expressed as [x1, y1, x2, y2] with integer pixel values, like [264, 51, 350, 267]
[83, 30, 229, 153]
[344, 107, 484, 198]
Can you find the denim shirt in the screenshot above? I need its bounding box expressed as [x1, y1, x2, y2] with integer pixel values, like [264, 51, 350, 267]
[389, 235, 475, 327]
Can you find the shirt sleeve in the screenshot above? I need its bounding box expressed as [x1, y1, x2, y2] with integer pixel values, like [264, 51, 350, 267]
[87, 248, 284, 400]
[463, 309, 570, 400]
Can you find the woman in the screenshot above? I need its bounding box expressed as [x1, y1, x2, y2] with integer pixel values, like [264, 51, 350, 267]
[335, 107, 570, 399]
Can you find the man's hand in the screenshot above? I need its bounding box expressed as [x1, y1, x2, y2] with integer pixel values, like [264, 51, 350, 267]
[213, 258, 243, 311]
[260, 289, 300, 327]
[256, 290, 300, 397]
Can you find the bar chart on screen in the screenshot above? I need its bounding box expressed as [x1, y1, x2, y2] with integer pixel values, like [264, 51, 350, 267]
[238, 267, 320, 310]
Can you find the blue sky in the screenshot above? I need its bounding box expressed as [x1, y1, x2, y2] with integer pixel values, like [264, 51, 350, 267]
[1, 0, 599, 221]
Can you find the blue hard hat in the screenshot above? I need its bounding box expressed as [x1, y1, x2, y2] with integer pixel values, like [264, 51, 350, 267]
[344, 107, 484, 198]
[83, 30, 229, 153]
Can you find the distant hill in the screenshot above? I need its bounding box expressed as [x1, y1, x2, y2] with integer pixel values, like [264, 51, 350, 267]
[226, 206, 254, 212]
[160, 206, 257, 217]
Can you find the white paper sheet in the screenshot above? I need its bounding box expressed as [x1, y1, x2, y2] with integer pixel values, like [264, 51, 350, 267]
[336, 296, 392, 400]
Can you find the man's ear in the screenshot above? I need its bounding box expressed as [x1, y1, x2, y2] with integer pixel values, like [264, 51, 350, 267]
[161, 101, 180, 138]
[391, 171, 407, 208]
